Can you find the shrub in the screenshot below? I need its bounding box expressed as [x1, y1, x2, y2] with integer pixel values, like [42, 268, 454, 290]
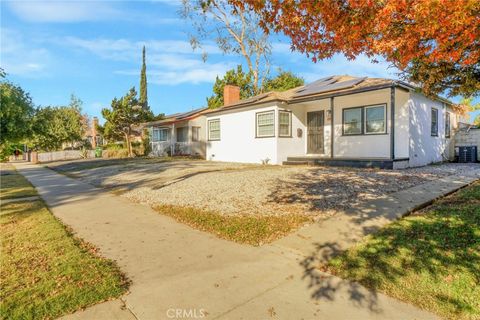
[132, 145, 145, 157]
[102, 149, 129, 159]
[142, 129, 151, 156]
[0, 144, 14, 162]
[103, 143, 124, 150]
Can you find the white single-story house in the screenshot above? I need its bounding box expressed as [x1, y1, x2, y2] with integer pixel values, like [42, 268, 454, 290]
[203, 76, 461, 169]
[145, 107, 208, 158]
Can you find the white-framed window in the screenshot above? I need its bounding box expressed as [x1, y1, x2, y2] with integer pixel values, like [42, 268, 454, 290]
[192, 126, 200, 142]
[365, 105, 386, 134]
[152, 127, 169, 142]
[343, 107, 363, 135]
[445, 112, 451, 138]
[278, 110, 292, 137]
[256, 110, 275, 138]
[208, 119, 220, 141]
[431, 108, 438, 136]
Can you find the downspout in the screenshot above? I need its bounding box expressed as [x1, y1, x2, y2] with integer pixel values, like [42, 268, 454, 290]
[330, 97, 334, 158]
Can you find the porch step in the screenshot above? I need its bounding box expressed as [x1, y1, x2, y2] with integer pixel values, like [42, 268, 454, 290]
[284, 156, 396, 169]
[282, 160, 312, 166]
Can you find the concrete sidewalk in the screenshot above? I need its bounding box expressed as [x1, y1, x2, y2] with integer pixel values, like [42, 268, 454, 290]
[13, 162, 456, 320]
[274, 169, 480, 260]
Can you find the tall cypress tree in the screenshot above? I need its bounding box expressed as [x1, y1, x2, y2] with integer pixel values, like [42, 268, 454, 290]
[139, 46, 148, 109]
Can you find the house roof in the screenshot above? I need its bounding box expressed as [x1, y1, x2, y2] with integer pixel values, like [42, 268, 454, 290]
[202, 86, 300, 115]
[144, 106, 208, 127]
[204, 75, 453, 115]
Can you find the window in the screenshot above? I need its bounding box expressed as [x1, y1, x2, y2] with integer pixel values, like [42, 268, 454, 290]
[431, 108, 438, 136]
[152, 127, 169, 142]
[343, 104, 387, 135]
[176, 127, 188, 142]
[256, 111, 275, 137]
[343, 107, 362, 135]
[208, 119, 220, 141]
[445, 112, 451, 138]
[365, 105, 386, 134]
[278, 111, 292, 137]
[192, 127, 200, 142]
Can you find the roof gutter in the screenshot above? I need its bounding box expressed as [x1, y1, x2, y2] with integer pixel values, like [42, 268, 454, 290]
[144, 113, 204, 127]
[203, 98, 288, 115]
[289, 81, 453, 106]
[197, 80, 455, 117]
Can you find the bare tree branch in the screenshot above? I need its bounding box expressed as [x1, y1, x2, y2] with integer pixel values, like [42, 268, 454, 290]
[181, 0, 271, 94]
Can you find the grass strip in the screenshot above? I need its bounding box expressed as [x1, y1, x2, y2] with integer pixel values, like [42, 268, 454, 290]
[326, 181, 480, 320]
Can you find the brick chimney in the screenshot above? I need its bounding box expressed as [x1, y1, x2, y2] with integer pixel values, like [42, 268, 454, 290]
[91, 117, 99, 148]
[223, 85, 240, 106]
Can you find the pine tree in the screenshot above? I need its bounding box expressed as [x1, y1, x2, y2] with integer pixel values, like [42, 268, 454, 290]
[139, 46, 148, 109]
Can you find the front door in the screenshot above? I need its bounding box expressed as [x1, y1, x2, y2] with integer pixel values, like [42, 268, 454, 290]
[307, 111, 324, 154]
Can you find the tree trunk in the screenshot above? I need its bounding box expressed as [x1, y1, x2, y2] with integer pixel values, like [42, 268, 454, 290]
[125, 132, 133, 157]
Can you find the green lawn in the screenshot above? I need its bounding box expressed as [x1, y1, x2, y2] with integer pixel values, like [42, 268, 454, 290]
[0, 167, 37, 200]
[154, 204, 311, 246]
[326, 181, 480, 320]
[0, 165, 129, 320]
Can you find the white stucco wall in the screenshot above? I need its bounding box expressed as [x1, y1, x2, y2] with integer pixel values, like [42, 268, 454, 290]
[333, 89, 391, 158]
[276, 103, 306, 163]
[408, 93, 452, 167]
[206, 104, 279, 164]
[394, 88, 410, 159]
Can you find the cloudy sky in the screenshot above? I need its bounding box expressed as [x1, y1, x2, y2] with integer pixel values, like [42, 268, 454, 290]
[1, 0, 476, 122]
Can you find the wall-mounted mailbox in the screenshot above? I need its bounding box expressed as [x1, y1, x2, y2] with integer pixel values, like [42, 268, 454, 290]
[297, 128, 303, 138]
[326, 110, 332, 121]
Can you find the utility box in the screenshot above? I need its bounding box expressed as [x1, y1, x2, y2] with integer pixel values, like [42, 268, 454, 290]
[457, 146, 478, 163]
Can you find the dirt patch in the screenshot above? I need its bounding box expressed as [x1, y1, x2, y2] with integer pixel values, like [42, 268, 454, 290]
[125, 164, 478, 217]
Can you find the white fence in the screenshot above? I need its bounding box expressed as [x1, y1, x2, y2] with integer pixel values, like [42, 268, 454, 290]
[38, 150, 95, 162]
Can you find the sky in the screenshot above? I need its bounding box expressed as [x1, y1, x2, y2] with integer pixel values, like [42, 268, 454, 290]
[1, 0, 478, 123]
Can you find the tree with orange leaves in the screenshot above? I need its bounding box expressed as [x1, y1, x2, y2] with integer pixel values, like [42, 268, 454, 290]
[230, 0, 479, 99]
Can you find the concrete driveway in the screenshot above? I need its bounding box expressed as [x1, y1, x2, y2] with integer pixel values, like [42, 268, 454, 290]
[13, 162, 445, 320]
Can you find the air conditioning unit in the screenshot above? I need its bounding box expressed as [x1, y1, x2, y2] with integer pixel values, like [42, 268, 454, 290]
[457, 146, 478, 163]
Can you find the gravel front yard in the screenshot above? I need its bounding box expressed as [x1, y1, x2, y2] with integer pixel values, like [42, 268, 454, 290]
[49, 159, 480, 218]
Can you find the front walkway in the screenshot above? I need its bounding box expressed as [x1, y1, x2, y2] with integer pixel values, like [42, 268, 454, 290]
[13, 162, 457, 320]
[274, 169, 480, 260]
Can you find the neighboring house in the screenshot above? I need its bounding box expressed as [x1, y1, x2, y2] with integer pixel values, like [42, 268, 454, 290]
[145, 107, 208, 157]
[85, 117, 103, 148]
[62, 116, 103, 150]
[204, 76, 460, 169]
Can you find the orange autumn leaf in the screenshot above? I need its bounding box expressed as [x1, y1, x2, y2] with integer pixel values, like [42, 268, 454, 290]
[231, 0, 480, 98]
